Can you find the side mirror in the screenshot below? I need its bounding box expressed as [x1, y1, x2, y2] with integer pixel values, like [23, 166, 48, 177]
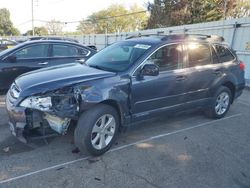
[141, 64, 159, 77]
[6, 55, 17, 63]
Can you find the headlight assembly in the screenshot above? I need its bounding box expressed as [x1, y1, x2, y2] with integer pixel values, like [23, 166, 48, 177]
[20, 96, 52, 111]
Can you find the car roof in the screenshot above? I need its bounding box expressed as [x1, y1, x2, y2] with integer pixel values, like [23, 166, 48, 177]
[22, 40, 80, 45]
[126, 36, 165, 45]
[0, 39, 95, 57]
[16, 40, 95, 51]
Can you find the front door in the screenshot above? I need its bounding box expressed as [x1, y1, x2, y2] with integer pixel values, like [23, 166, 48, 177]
[131, 43, 189, 119]
[0, 44, 50, 89]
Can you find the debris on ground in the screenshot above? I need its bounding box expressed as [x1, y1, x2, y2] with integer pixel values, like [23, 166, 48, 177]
[71, 147, 80, 154]
[3, 147, 10, 153]
[94, 177, 101, 181]
[56, 167, 65, 171]
[87, 158, 99, 164]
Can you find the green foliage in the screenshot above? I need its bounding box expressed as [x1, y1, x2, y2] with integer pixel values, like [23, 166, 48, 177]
[0, 8, 20, 36]
[228, 0, 250, 18]
[25, 27, 48, 36]
[146, 0, 242, 29]
[77, 4, 148, 34]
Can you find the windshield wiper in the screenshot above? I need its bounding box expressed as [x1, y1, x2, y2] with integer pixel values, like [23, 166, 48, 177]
[89, 65, 106, 70]
[89, 65, 116, 72]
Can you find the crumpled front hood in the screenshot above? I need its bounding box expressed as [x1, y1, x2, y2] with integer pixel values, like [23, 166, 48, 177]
[15, 63, 115, 97]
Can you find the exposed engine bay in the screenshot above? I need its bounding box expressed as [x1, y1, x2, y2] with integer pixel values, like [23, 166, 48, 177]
[21, 87, 81, 138]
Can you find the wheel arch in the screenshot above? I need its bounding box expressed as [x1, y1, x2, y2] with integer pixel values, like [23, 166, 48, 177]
[100, 99, 124, 125]
[222, 81, 235, 103]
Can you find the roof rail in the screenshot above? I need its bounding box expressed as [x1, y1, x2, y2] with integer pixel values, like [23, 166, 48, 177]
[125, 33, 224, 42]
[125, 33, 165, 39]
[182, 34, 224, 42]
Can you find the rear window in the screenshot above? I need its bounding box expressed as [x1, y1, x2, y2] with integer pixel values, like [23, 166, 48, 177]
[214, 45, 235, 63]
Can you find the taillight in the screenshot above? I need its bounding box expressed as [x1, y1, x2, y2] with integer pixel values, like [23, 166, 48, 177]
[239, 61, 245, 71]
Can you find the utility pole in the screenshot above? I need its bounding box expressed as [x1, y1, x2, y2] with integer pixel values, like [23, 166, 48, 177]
[223, 0, 228, 20]
[222, 0, 228, 36]
[31, 0, 34, 36]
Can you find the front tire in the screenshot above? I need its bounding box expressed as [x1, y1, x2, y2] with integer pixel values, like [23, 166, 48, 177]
[205, 86, 232, 119]
[74, 104, 119, 156]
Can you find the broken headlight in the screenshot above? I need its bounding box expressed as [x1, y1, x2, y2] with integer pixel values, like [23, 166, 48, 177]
[20, 96, 52, 111]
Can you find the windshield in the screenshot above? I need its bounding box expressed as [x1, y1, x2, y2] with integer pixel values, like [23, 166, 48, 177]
[86, 41, 152, 72]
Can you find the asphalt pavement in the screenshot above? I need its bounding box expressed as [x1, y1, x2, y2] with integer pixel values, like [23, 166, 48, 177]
[0, 90, 250, 188]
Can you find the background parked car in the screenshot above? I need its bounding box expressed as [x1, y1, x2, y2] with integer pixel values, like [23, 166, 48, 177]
[0, 40, 96, 90]
[0, 38, 18, 51]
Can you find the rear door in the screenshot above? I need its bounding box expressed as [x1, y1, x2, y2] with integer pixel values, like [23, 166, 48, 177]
[0, 43, 50, 89]
[49, 44, 91, 66]
[184, 42, 220, 102]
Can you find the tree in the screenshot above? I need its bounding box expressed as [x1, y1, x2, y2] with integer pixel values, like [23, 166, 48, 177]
[228, 0, 250, 18]
[0, 8, 20, 36]
[25, 26, 48, 36]
[77, 20, 96, 34]
[46, 20, 64, 35]
[146, 0, 238, 29]
[77, 4, 148, 34]
[128, 4, 148, 31]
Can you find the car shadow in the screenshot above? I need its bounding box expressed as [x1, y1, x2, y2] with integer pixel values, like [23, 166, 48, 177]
[0, 94, 205, 157]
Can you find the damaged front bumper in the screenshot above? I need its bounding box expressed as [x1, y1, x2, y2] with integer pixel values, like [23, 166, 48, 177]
[6, 90, 75, 143]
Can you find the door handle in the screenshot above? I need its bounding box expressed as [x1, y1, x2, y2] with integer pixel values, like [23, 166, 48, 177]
[176, 75, 187, 82]
[213, 69, 222, 75]
[38, 62, 48, 65]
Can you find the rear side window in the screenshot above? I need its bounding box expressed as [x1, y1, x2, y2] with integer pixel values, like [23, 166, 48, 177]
[187, 43, 211, 67]
[52, 44, 89, 57]
[214, 45, 235, 63]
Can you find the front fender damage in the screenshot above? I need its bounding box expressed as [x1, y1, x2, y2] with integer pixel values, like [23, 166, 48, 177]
[25, 87, 81, 139]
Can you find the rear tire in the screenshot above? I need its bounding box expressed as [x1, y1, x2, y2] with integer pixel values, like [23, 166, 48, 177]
[205, 86, 232, 119]
[74, 104, 119, 156]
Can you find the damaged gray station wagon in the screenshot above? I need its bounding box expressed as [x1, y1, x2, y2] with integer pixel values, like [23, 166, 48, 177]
[6, 34, 245, 155]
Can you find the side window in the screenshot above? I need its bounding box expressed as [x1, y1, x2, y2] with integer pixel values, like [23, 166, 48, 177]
[145, 44, 183, 72]
[78, 48, 90, 56]
[52, 45, 79, 57]
[187, 43, 211, 67]
[14, 44, 49, 59]
[215, 45, 235, 63]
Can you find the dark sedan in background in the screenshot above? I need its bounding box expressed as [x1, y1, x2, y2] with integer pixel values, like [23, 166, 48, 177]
[0, 39, 18, 51]
[0, 40, 96, 90]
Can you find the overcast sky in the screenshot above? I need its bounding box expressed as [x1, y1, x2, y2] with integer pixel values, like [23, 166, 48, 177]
[0, 0, 152, 33]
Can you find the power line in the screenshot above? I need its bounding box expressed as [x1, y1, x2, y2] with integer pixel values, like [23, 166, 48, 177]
[19, 10, 148, 25]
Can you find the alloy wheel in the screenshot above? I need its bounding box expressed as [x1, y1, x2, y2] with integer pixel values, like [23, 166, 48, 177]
[215, 92, 230, 115]
[91, 114, 116, 150]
